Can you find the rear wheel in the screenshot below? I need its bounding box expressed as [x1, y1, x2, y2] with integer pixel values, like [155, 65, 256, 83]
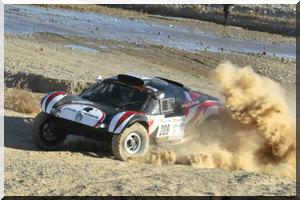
[112, 123, 149, 161]
[32, 112, 67, 150]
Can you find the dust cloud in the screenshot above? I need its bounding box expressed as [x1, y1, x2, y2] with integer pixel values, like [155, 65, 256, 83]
[147, 62, 296, 179]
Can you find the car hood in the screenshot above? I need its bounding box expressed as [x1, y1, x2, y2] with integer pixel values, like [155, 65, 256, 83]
[53, 94, 120, 116]
[41, 92, 124, 128]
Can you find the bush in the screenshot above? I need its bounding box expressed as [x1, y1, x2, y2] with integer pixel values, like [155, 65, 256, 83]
[4, 88, 41, 114]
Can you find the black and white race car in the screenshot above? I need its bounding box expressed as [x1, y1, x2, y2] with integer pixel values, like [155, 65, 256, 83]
[33, 74, 226, 160]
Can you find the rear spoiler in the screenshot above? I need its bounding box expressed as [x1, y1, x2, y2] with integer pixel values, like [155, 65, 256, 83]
[118, 74, 144, 86]
[155, 77, 184, 88]
[116, 74, 162, 99]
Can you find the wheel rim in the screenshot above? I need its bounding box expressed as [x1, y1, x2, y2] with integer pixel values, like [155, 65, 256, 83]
[124, 132, 141, 154]
[42, 122, 57, 141]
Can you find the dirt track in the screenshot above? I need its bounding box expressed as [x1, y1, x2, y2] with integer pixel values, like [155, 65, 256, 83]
[4, 5, 296, 196]
[4, 110, 296, 196]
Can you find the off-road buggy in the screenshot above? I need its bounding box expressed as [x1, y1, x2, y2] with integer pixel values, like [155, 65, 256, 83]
[33, 74, 226, 160]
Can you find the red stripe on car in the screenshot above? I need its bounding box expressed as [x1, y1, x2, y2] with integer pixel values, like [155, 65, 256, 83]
[203, 101, 218, 114]
[192, 106, 204, 122]
[189, 92, 201, 100]
[115, 111, 136, 129]
[94, 112, 106, 128]
[148, 118, 154, 134]
[45, 91, 66, 109]
[183, 106, 190, 117]
[202, 101, 217, 109]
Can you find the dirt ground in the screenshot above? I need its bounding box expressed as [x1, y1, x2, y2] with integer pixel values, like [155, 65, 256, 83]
[4, 109, 296, 196]
[4, 33, 295, 92]
[4, 5, 296, 196]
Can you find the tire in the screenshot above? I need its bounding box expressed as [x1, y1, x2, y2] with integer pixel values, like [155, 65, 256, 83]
[112, 123, 149, 161]
[32, 112, 67, 150]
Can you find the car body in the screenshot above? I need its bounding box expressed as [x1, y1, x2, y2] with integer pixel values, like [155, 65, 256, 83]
[33, 74, 226, 160]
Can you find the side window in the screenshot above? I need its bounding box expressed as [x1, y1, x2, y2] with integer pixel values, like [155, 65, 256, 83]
[158, 87, 176, 115]
[148, 99, 160, 115]
[170, 85, 186, 114]
[160, 98, 175, 114]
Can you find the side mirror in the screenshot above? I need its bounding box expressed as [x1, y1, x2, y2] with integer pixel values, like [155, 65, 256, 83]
[157, 92, 165, 100]
[96, 75, 103, 83]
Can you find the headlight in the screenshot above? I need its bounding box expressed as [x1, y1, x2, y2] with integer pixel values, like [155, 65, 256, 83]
[50, 109, 61, 116]
[98, 123, 106, 129]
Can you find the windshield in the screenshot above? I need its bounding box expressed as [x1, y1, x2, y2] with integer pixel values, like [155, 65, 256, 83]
[81, 81, 151, 112]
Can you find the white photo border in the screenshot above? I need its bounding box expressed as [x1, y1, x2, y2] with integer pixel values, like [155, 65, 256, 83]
[0, 1, 298, 198]
[0, 0, 4, 199]
[1, 0, 299, 4]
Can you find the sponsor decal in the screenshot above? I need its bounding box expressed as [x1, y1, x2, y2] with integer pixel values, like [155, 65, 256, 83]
[75, 111, 83, 122]
[65, 107, 76, 112]
[83, 112, 99, 120]
[53, 103, 106, 127]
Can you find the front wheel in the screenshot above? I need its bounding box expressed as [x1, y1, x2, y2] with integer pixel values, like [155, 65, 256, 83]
[112, 123, 149, 161]
[32, 112, 67, 150]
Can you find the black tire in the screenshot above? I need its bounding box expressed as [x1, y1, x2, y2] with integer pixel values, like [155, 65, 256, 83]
[32, 112, 67, 150]
[112, 123, 149, 161]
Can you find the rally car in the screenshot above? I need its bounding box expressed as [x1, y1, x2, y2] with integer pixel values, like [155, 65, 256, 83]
[32, 74, 226, 161]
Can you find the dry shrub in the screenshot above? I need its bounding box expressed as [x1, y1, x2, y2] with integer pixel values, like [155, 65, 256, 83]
[4, 88, 41, 114]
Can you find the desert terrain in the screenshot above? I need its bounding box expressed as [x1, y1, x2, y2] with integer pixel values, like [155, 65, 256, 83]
[4, 5, 296, 196]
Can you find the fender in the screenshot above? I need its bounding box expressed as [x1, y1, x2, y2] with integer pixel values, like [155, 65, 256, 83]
[187, 99, 226, 124]
[125, 115, 149, 133]
[41, 91, 67, 113]
[109, 112, 148, 134]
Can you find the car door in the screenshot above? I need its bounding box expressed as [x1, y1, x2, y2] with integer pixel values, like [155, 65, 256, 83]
[156, 86, 186, 141]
